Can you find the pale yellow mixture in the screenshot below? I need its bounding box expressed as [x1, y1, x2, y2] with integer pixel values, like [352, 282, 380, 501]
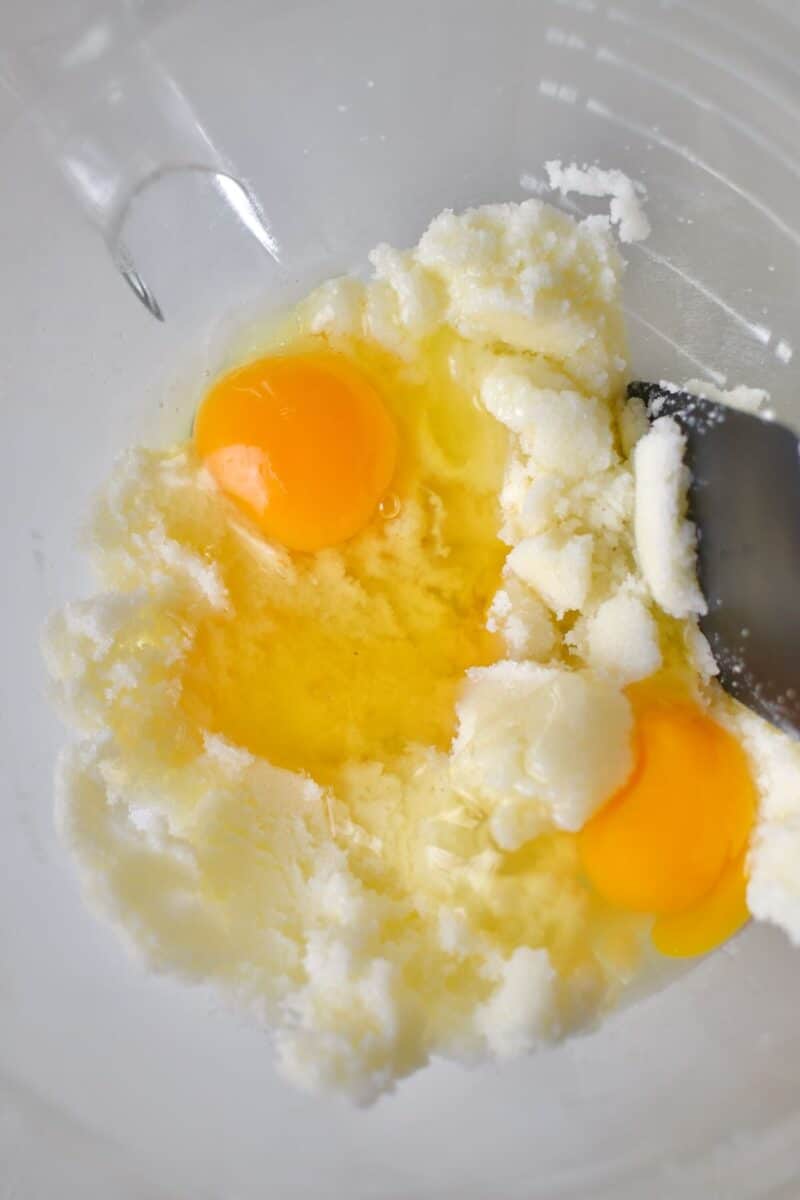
[44, 198, 800, 1103]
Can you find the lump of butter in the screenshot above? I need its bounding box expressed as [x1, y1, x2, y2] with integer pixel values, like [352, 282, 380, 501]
[451, 662, 634, 834]
[634, 416, 706, 619]
[507, 532, 595, 618]
[481, 364, 616, 480]
[575, 581, 662, 685]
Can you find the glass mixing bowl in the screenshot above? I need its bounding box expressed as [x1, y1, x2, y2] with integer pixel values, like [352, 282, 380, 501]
[2, 0, 800, 1196]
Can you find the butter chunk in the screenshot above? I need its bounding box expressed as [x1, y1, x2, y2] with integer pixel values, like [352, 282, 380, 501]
[507, 532, 594, 617]
[634, 416, 706, 619]
[451, 661, 634, 831]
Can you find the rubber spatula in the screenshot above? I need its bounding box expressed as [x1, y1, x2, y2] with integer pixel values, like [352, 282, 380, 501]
[628, 382, 800, 738]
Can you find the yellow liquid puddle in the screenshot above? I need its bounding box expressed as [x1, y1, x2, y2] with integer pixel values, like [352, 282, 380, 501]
[179, 328, 509, 780]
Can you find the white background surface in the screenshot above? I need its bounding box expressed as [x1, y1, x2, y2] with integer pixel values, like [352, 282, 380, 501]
[3, 1, 800, 1196]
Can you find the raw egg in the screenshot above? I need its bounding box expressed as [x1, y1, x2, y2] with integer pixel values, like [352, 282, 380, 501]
[182, 331, 508, 777]
[578, 678, 757, 956]
[195, 353, 397, 552]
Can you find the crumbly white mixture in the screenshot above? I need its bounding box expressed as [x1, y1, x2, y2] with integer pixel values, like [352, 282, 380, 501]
[545, 160, 652, 244]
[44, 182, 800, 1103]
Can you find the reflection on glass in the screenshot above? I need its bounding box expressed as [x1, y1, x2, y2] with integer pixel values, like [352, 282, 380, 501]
[2, 0, 279, 319]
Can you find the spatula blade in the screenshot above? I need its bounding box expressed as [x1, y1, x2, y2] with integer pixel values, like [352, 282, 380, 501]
[628, 382, 800, 737]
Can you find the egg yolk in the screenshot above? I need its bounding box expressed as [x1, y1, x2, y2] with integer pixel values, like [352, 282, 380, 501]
[194, 354, 397, 552]
[650, 851, 750, 958]
[578, 680, 757, 957]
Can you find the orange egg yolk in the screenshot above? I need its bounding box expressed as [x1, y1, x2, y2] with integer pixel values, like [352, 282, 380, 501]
[578, 681, 757, 957]
[194, 353, 398, 552]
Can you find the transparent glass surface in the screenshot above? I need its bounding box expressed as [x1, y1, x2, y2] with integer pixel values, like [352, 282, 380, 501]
[2, 1, 800, 1196]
